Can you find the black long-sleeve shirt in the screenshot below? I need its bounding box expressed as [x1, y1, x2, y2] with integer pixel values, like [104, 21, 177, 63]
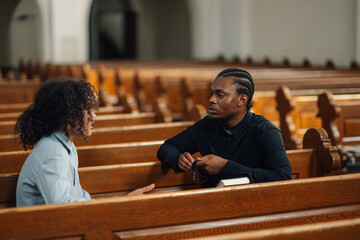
[157, 111, 292, 187]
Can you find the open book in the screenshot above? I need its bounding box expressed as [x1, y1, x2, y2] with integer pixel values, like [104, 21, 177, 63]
[216, 177, 250, 187]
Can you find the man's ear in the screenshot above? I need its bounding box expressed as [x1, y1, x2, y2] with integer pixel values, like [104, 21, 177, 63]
[238, 94, 248, 107]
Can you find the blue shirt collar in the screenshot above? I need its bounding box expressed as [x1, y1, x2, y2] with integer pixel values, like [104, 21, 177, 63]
[52, 131, 74, 155]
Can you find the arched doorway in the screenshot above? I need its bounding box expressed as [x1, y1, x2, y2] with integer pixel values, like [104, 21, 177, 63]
[89, 0, 192, 60]
[90, 0, 136, 60]
[0, 0, 21, 71]
[9, 0, 42, 67]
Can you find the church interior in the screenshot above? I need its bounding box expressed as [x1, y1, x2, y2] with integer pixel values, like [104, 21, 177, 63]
[0, 0, 360, 239]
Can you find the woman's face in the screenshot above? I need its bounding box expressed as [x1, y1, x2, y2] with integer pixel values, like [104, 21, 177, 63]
[82, 109, 96, 137]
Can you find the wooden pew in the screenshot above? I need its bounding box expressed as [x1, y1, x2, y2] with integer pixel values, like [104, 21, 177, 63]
[0, 112, 167, 135]
[0, 112, 24, 121]
[181, 78, 211, 120]
[0, 81, 40, 104]
[133, 70, 182, 115]
[0, 121, 193, 152]
[187, 218, 360, 240]
[317, 91, 360, 169]
[0, 173, 359, 239]
[275, 86, 360, 150]
[0, 127, 340, 175]
[0, 161, 197, 208]
[0, 103, 30, 114]
[96, 65, 140, 113]
[83, 64, 137, 111]
[0, 98, 172, 135]
[153, 70, 214, 120]
[0, 104, 126, 115]
[11, 60, 359, 111]
[318, 91, 360, 146]
[97, 65, 118, 106]
[254, 75, 360, 91]
[180, 81, 360, 142]
[0, 127, 341, 208]
[0, 112, 169, 135]
[87, 62, 360, 123]
[0, 140, 162, 174]
[165, 71, 360, 122]
[0, 105, 134, 121]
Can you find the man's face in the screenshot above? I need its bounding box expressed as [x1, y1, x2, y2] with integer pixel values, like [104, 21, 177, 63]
[82, 109, 96, 137]
[208, 76, 240, 121]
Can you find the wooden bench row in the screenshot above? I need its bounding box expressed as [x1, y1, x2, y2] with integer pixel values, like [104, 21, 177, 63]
[0, 121, 194, 152]
[13, 62, 357, 121]
[0, 105, 129, 121]
[275, 87, 360, 171]
[1, 61, 358, 239]
[188, 217, 360, 240]
[0, 81, 40, 104]
[0, 127, 340, 174]
[276, 87, 360, 147]
[0, 172, 358, 239]
[0, 127, 341, 208]
[2, 63, 360, 123]
[0, 109, 172, 135]
[132, 67, 360, 120]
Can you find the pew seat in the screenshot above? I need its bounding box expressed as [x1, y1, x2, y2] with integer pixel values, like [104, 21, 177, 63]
[0, 127, 341, 208]
[0, 173, 359, 240]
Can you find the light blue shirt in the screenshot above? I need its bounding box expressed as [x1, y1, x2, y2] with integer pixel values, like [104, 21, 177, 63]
[16, 131, 91, 207]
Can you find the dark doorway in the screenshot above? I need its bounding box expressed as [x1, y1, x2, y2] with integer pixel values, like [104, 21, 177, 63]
[90, 0, 136, 60]
[98, 11, 136, 59]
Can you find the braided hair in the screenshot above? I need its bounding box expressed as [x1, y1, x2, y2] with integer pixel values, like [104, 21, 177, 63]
[15, 77, 98, 150]
[216, 68, 254, 111]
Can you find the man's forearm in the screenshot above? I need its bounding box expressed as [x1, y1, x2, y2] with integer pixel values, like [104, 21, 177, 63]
[157, 143, 181, 173]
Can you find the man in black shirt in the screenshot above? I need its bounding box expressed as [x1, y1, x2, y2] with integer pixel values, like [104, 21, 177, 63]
[157, 68, 292, 187]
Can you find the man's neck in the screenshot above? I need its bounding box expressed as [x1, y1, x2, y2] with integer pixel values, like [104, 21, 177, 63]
[223, 110, 248, 129]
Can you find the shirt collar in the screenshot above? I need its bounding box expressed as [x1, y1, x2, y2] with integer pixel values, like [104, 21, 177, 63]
[52, 131, 74, 155]
[222, 111, 253, 137]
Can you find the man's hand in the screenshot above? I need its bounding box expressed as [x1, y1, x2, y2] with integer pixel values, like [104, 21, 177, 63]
[196, 154, 228, 175]
[178, 152, 195, 172]
[127, 183, 155, 196]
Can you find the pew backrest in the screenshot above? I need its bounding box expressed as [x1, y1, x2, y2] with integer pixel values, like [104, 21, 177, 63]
[186, 217, 360, 240]
[0, 128, 341, 208]
[0, 173, 359, 240]
[0, 121, 193, 152]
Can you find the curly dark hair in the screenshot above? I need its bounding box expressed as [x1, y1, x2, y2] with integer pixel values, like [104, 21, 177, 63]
[15, 77, 98, 150]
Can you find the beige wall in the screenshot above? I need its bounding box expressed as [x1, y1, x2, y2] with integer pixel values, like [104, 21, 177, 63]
[2, 0, 359, 68]
[245, 0, 356, 67]
[133, 0, 191, 60]
[189, 0, 357, 67]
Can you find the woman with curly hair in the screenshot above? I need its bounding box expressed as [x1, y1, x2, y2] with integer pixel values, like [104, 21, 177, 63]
[16, 78, 154, 207]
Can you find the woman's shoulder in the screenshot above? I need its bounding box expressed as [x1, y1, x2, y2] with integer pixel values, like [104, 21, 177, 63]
[32, 134, 70, 159]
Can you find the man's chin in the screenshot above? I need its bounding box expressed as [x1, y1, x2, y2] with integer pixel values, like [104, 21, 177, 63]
[209, 113, 221, 119]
